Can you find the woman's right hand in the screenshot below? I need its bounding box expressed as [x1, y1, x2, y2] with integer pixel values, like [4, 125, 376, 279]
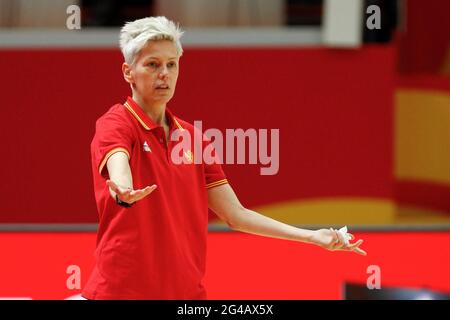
[106, 179, 157, 205]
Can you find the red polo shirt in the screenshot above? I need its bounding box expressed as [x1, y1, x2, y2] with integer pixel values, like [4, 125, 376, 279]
[82, 97, 228, 300]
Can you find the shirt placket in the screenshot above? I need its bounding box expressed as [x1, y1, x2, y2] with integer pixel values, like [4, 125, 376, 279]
[154, 127, 170, 162]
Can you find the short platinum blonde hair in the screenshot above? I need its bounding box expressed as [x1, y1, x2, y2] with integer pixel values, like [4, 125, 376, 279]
[119, 16, 184, 65]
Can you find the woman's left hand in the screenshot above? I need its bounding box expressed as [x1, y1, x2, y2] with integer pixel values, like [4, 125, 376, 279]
[310, 228, 367, 256]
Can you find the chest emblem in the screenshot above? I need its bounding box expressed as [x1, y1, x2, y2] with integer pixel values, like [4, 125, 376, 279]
[143, 141, 152, 152]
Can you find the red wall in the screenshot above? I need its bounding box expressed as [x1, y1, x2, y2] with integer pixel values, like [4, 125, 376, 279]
[0, 231, 448, 299]
[397, 0, 450, 74]
[0, 45, 395, 222]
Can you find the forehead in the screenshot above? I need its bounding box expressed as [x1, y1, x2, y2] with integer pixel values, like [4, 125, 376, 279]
[137, 40, 179, 61]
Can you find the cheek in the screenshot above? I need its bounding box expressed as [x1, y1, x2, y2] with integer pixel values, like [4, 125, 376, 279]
[135, 71, 156, 85]
[171, 70, 179, 82]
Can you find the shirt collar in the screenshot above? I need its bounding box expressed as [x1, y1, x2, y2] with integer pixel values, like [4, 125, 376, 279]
[123, 96, 184, 131]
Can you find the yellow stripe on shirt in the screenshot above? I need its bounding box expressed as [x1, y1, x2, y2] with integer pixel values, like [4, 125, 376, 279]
[206, 179, 228, 189]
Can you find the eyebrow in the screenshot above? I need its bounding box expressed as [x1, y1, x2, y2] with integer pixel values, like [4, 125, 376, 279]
[145, 56, 178, 61]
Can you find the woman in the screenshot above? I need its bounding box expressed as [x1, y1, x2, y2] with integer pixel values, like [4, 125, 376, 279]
[82, 16, 365, 300]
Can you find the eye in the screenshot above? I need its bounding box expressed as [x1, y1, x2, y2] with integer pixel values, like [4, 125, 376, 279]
[167, 62, 176, 68]
[147, 61, 158, 68]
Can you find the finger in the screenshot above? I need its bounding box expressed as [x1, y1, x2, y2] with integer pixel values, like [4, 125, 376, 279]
[347, 239, 363, 249]
[144, 184, 157, 195]
[130, 184, 156, 197]
[348, 233, 355, 240]
[130, 185, 157, 202]
[353, 247, 367, 256]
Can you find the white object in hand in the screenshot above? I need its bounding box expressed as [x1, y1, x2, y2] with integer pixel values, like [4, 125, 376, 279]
[338, 226, 351, 246]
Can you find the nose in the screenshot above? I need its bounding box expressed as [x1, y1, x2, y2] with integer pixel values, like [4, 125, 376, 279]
[158, 66, 169, 79]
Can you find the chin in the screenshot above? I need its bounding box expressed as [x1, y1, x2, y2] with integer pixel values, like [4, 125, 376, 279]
[152, 96, 173, 104]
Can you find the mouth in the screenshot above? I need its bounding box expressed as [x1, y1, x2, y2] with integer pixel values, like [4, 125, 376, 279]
[155, 84, 169, 90]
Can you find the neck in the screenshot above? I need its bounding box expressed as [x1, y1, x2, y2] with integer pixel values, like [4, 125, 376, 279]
[132, 94, 167, 126]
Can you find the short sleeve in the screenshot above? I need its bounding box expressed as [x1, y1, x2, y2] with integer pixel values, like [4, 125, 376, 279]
[91, 111, 134, 176]
[202, 137, 228, 189]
